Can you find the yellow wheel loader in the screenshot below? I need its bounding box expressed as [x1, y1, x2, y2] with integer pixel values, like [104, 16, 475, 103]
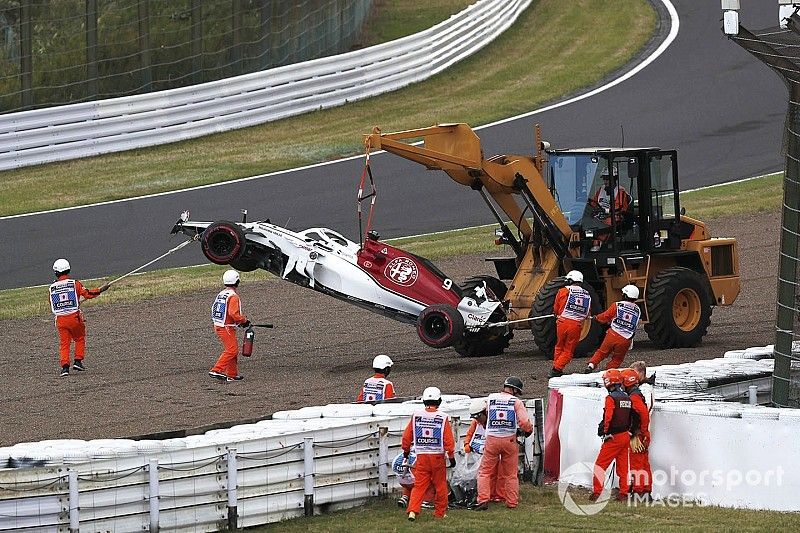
[364, 123, 740, 358]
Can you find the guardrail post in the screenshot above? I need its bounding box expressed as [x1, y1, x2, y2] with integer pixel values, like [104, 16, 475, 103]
[149, 459, 160, 532]
[531, 398, 545, 485]
[749, 385, 758, 405]
[304, 437, 314, 516]
[378, 426, 389, 495]
[68, 469, 79, 533]
[227, 448, 238, 530]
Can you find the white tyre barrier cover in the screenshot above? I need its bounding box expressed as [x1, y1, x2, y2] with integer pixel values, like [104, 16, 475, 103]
[272, 406, 325, 420]
[321, 403, 375, 418]
[372, 403, 418, 417]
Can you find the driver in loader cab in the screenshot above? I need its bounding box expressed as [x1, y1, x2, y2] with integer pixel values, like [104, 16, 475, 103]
[588, 171, 631, 251]
[356, 354, 396, 402]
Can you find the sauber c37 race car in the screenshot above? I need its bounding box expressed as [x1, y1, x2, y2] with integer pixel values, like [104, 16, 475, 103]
[172, 213, 513, 356]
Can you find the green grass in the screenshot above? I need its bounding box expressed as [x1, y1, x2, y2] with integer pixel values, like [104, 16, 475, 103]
[1, 264, 274, 321]
[681, 173, 784, 220]
[0, 172, 784, 320]
[250, 485, 800, 532]
[0, 0, 655, 216]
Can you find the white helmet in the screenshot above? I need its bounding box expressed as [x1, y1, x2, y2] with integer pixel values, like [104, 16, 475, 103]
[53, 258, 71, 273]
[222, 269, 240, 285]
[422, 386, 441, 402]
[565, 270, 584, 283]
[372, 354, 393, 369]
[621, 284, 640, 299]
[469, 398, 487, 417]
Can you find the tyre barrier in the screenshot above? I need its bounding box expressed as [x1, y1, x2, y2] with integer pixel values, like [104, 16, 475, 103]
[546, 349, 800, 511]
[0, 394, 544, 531]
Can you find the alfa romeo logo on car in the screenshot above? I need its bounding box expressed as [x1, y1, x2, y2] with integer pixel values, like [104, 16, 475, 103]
[385, 257, 418, 286]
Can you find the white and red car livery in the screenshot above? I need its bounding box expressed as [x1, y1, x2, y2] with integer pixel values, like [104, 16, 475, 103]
[172, 215, 513, 356]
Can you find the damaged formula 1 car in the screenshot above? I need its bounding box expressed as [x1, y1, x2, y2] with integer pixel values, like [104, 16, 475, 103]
[171, 211, 514, 357]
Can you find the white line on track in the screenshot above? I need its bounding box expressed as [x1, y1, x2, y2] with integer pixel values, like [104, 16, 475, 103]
[2, 1, 680, 222]
[15, 170, 782, 291]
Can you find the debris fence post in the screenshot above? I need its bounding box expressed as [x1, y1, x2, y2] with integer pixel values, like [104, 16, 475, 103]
[729, 12, 800, 408]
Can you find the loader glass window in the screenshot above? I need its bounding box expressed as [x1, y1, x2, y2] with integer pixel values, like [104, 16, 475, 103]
[550, 154, 598, 225]
[649, 154, 677, 221]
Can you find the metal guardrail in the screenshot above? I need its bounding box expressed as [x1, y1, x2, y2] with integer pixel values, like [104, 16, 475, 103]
[0, 0, 531, 171]
[0, 401, 544, 531]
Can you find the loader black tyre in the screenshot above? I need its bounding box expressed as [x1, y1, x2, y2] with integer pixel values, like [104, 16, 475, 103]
[454, 276, 512, 357]
[454, 331, 513, 357]
[202, 221, 246, 265]
[644, 267, 712, 348]
[530, 277, 604, 359]
[417, 304, 464, 349]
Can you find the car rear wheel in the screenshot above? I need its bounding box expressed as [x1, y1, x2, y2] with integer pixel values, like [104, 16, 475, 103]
[416, 304, 464, 348]
[201, 221, 246, 265]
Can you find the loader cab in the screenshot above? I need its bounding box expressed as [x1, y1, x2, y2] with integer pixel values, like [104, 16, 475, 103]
[547, 148, 680, 256]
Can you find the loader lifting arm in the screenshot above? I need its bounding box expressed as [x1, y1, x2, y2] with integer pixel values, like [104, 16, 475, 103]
[364, 123, 576, 260]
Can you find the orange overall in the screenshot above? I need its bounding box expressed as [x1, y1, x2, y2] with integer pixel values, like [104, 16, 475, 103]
[399, 465, 436, 502]
[401, 406, 455, 518]
[49, 276, 101, 367]
[589, 301, 641, 369]
[593, 390, 631, 496]
[589, 184, 631, 246]
[478, 393, 533, 508]
[356, 373, 395, 402]
[553, 286, 591, 371]
[629, 389, 652, 494]
[210, 288, 247, 378]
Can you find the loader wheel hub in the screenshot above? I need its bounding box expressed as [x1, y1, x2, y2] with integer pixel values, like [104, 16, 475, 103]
[673, 288, 701, 332]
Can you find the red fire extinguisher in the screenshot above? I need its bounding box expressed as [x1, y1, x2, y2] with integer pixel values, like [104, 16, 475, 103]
[242, 326, 255, 357]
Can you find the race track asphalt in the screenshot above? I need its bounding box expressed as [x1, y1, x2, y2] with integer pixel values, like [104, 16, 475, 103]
[0, 0, 784, 290]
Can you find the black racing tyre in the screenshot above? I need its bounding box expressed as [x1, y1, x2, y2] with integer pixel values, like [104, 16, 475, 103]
[462, 275, 508, 301]
[644, 267, 712, 348]
[530, 277, 604, 359]
[201, 221, 246, 265]
[416, 304, 465, 349]
[454, 330, 513, 357]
